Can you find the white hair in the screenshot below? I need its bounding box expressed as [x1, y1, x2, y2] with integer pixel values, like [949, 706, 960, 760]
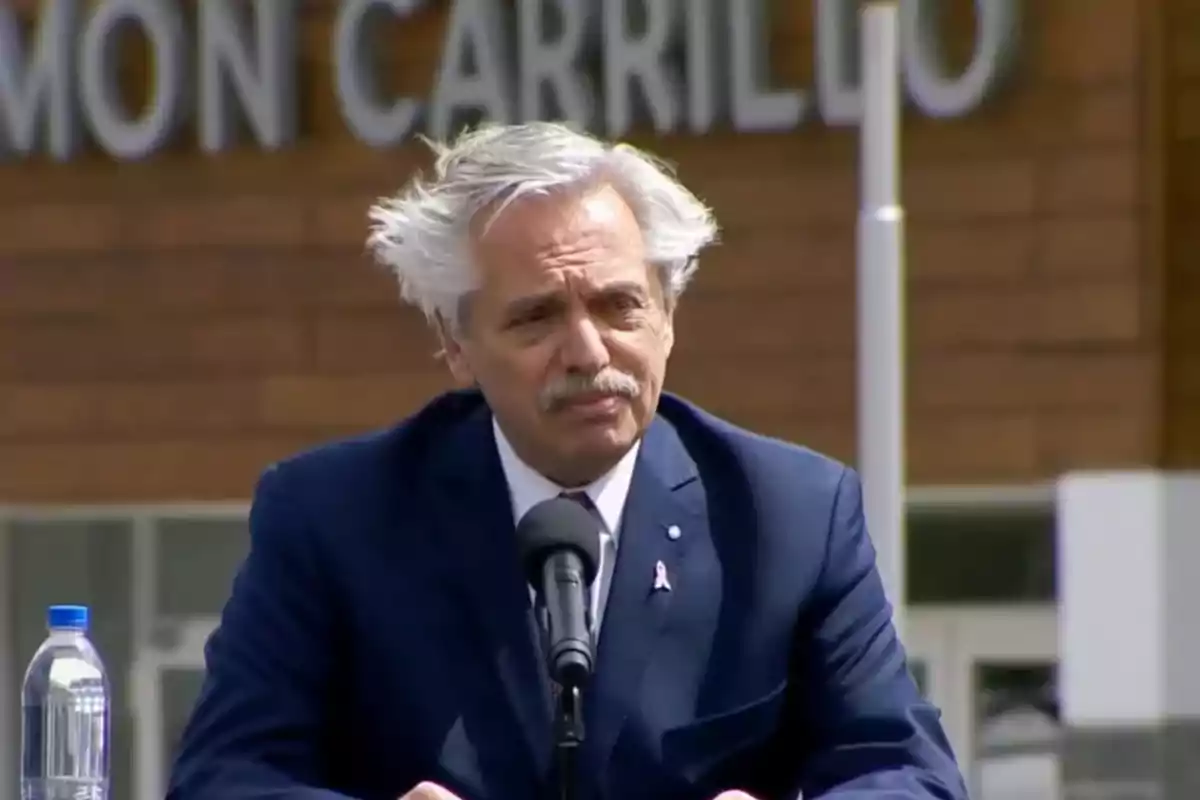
[365, 122, 719, 330]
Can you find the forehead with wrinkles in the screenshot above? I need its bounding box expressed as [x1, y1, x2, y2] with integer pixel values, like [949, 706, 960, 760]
[465, 184, 658, 323]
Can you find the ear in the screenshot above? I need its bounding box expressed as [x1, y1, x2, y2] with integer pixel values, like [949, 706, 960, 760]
[435, 317, 476, 388]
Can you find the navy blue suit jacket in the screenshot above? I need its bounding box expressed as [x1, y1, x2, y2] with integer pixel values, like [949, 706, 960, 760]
[168, 390, 966, 800]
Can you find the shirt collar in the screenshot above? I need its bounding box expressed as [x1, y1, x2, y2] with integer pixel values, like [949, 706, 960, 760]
[492, 417, 639, 540]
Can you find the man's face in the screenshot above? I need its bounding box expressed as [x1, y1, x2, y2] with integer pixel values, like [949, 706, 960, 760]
[443, 184, 675, 486]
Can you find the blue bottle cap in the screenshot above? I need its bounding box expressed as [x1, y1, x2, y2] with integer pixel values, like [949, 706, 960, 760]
[47, 604, 89, 631]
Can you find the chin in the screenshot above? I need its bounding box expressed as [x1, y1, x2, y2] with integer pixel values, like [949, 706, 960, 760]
[546, 418, 641, 483]
[572, 417, 639, 456]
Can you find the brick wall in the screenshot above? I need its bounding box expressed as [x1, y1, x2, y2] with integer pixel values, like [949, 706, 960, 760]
[1162, 0, 1200, 465]
[0, 0, 1169, 502]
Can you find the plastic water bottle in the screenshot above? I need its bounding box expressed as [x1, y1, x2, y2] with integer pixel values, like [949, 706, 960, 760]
[20, 605, 111, 800]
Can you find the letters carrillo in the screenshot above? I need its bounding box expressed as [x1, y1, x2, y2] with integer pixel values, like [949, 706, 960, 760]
[1, 0, 1015, 161]
[167, 122, 968, 800]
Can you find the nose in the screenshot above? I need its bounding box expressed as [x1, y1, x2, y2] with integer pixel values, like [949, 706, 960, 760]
[560, 315, 610, 374]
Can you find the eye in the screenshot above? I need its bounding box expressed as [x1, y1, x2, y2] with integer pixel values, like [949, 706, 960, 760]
[605, 293, 644, 314]
[508, 303, 556, 328]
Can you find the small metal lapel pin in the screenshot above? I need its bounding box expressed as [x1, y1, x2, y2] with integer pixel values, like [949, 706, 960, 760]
[653, 560, 672, 592]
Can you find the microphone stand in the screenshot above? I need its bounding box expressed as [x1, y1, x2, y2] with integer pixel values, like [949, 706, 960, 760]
[553, 683, 584, 800]
[533, 541, 595, 800]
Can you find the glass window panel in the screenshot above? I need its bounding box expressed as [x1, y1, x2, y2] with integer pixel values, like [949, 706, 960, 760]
[907, 509, 1055, 604]
[7, 519, 133, 800]
[909, 660, 929, 698]
[155, 517, 249, 618]
[974, 662, 1059, 800]
[161, 669, 208, 782]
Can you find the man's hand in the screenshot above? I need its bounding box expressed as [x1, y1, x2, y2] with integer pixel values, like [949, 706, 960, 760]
[398, 782, 463, 800]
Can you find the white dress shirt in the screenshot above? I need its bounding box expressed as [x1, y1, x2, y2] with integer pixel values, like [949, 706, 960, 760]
[492, 418, 639, 633]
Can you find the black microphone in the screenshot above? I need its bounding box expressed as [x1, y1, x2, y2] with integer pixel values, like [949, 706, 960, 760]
[515, 496, 602, 691]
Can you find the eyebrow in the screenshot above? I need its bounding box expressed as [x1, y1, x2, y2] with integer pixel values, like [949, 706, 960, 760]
[593, 281, 648, 300]
[503, 290, 562, 318]
[503, 281, 647, 319]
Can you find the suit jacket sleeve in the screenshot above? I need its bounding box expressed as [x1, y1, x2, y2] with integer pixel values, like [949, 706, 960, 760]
[167, 464, 355, 800]
[793, 468, 968, 799]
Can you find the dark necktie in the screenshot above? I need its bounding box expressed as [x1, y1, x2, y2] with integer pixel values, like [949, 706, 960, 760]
[559, 490, 595, 513]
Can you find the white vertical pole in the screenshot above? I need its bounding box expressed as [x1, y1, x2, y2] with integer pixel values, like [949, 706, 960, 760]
[131, 516, 165, 800]
[857, 2, 906, 637]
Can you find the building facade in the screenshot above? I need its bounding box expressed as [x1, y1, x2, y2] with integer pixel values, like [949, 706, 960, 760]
[0, 0, 1197, 798]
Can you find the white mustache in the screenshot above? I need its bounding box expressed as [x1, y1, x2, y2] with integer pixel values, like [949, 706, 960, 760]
[539, 368, 640, 411]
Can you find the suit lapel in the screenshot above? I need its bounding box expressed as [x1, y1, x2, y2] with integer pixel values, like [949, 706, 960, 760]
[428, 402, 553, 777]
[583, 416, 708, 786]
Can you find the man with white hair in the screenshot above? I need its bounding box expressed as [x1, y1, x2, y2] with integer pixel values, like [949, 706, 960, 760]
[168, 122, 966, 800]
